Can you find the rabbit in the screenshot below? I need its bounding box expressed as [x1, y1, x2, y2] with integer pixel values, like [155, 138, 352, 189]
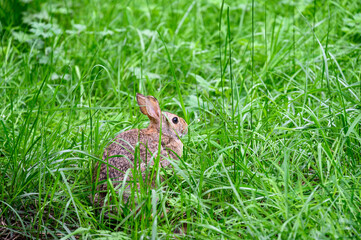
[93, 93, 188, 205]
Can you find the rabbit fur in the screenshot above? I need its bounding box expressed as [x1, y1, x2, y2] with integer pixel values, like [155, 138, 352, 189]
[94, 93, 188, 204]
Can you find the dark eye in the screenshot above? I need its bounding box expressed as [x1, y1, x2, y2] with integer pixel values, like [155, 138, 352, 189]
[172, 117, 179, 124]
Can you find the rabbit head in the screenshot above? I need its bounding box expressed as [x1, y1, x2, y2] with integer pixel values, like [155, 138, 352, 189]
[136, 93, 188, 140]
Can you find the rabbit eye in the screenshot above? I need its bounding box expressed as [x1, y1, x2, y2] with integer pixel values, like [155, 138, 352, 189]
[172, 117, 179, 124]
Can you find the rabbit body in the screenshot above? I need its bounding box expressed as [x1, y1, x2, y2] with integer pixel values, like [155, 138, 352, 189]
[99, 127, 183, 184]
[94, 93, 188, 204]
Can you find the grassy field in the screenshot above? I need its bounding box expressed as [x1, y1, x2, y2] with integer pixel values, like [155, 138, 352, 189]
[1, 0, 361, 239]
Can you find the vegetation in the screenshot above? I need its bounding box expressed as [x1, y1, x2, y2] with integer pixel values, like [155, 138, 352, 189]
[1, 0, 360, 239]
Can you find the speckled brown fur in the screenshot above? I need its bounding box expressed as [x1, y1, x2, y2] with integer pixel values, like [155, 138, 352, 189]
[94, 93, 188, 204]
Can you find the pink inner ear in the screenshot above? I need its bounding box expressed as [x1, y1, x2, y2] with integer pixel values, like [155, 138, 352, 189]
[146, 97, 161, 120]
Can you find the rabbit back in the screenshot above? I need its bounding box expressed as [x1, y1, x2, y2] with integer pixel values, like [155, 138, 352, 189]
[96, 128, 178, 192]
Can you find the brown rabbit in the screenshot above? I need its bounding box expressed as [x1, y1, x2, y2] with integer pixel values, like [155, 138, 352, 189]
[94, 93, 188, 204]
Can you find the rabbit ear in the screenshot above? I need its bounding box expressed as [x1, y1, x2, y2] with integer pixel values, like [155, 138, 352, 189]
[146, 96, 161, 120]
[136, 93, 148, 115]
[136, 93, 161, 121]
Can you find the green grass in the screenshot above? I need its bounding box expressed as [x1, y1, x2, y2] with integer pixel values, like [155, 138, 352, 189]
[1, 0, 361, 239]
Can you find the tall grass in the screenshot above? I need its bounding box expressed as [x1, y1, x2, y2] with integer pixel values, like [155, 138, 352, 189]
[1, 0, 360, 239]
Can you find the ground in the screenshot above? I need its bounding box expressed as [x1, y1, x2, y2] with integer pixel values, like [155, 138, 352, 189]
[0, 0, 361, 239]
